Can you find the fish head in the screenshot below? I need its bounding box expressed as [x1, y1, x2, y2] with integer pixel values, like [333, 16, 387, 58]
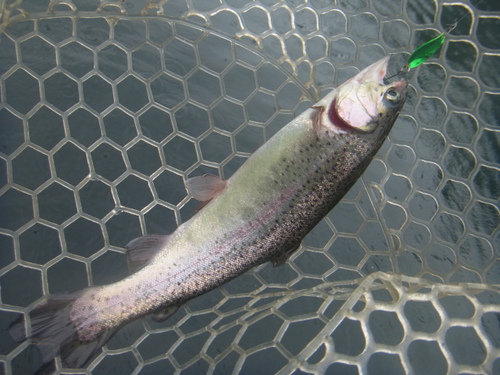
[317, 56, 408, 135]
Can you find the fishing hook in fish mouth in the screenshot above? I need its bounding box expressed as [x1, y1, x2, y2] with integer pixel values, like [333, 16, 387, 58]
[384, 66, 409, 84]
[384, 20, 460, 84]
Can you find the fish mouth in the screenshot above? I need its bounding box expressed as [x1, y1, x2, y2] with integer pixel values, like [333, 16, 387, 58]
[354, 56, 408, 90]
[354, 56, 391, 85]
[369, 57, 409, 98]
[389, 78, 409, 95]
[329, 56, 408, 132]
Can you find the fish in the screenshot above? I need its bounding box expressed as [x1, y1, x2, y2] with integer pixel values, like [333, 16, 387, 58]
[10, 56, 407, 373]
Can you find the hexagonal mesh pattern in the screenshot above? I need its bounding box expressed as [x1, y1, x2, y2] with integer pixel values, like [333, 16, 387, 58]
[0, 0, 499, 374]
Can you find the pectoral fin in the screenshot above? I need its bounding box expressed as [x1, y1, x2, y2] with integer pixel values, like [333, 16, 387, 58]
[311, 105, 326, 138]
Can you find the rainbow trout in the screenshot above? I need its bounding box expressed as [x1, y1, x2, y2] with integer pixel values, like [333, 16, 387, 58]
[11, 56, 407, 371]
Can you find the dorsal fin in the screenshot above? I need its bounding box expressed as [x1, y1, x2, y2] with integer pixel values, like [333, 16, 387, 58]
[185, 174, 227, 203]
[126, 234, 171, 273]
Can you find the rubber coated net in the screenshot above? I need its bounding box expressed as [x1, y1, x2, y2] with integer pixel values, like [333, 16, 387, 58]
[0, 1, 499, 374]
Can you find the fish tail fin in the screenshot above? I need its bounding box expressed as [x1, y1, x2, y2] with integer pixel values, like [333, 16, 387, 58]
[10, 291, 116, 372]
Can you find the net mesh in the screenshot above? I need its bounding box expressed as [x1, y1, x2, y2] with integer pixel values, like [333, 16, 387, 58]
[0, 0, 499, 374]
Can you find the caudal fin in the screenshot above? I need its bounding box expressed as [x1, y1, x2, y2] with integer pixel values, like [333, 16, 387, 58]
[10, 292, 117, 373]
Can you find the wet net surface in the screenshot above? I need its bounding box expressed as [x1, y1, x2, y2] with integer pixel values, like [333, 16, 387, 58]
[0, 0, 499, 374]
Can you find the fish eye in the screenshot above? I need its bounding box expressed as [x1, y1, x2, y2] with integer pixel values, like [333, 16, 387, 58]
[385, 88, 400, 102]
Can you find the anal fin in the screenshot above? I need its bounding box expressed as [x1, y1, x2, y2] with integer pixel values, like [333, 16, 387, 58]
[126, 234, 171, 273]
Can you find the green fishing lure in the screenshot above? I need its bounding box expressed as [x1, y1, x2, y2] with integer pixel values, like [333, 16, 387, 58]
[407, 33, 446, 69]
[385, 24, 456, 81]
